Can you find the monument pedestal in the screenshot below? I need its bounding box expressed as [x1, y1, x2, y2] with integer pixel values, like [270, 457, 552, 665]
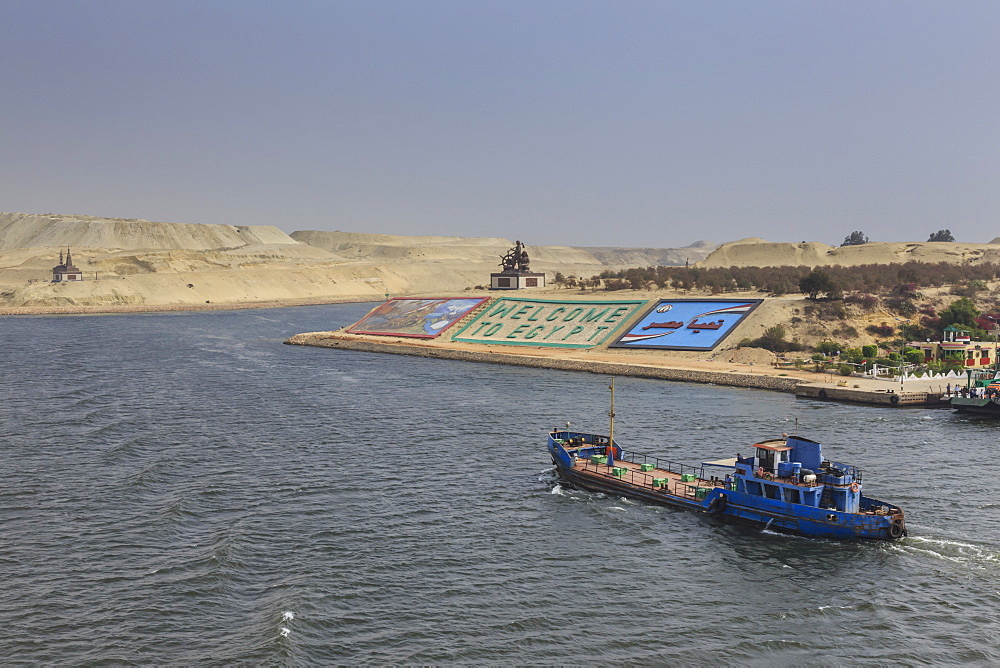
[490, 272, 546, 290]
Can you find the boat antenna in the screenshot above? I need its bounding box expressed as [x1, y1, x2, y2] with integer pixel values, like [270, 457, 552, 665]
[794, 418, 798, 437]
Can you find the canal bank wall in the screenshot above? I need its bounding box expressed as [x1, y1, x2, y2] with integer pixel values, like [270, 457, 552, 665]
[287, 332, 953, 408]
[288, 333, 804, 395]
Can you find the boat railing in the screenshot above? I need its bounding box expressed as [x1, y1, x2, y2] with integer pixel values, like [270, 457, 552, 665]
[577, 455, 724, 499]
[859, 496, 902, 515]
[615, 450, 703, 480]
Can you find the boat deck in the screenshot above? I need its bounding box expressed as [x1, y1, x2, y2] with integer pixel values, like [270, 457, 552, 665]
[569, 451, 727, 500]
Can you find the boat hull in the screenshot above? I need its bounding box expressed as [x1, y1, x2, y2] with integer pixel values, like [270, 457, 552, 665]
[951, 396, 1000, 415]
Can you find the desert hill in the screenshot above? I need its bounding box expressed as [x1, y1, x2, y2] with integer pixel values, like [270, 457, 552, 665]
[699, 238, 1000, 268]
[0, 212, 298, 251]
[290, 230, 605, 265]
[576, 240, 717, 267]
[0, 211, 715, 309]
[292, 231, 718, 267]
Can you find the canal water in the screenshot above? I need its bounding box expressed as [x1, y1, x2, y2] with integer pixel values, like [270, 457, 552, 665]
[1, 304, 998, 664]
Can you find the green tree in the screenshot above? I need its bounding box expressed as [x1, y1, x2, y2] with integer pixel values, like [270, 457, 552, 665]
[815, 340, 842, 356]
[939, 297, 980, 328]
[758, 325, 787, 350]
[928, 229, 955, 242]
[799, 269, 841, 300]
[841, 231, 869, 246]
[861, 344, 877, 358]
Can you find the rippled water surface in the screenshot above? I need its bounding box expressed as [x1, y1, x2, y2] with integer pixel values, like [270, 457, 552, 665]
[2, 304, 999, 664]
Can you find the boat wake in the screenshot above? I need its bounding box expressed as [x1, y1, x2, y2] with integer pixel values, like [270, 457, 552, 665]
[898, 535, 1000, 572]
[537, 467, 558, 485]
[759, 528, 813, 541]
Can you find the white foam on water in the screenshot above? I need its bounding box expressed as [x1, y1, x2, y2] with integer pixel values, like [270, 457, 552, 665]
[902, 536, 1000, 566]
[760, 529, 810, 541]
[280, 627, 290, 638]
[550, 484, 565, 496]
[282, 611, 294, 621]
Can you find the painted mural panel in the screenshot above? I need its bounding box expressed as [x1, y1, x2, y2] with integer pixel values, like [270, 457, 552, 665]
[610, 299, 762, 350]
[451, 298, 644, 348]
[347, 297, 488, 338]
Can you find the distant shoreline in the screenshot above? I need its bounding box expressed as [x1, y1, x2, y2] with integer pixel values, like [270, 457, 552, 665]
[0, 296, 380, 316]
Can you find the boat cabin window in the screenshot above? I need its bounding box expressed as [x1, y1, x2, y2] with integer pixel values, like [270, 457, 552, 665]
[756, 447, 789, 471]
[763, 484, 780, 500]
[783, 488, 800, 504]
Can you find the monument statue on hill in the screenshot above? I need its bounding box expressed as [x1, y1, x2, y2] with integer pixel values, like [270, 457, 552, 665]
[499, 240, 531, 273]
[491, 240, 544, 290]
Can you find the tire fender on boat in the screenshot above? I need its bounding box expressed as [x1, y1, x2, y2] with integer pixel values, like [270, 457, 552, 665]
[890, 394, 900, 405]
[889, 518, 905, 539]
[707, 493, 727, 514]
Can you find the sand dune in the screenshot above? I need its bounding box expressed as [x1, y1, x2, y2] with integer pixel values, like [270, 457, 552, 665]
[0, 215, 623, 308]
[291, 229, 612, 266]
[0, 212, 298, 251]
[290, 230, 512, 248]
[579, 240, 717, 267]
[699, 238, 1000, 268]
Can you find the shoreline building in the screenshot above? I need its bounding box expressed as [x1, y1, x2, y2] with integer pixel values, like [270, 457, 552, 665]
[52, 248, 83, 283]
[910, 325, 996, 369]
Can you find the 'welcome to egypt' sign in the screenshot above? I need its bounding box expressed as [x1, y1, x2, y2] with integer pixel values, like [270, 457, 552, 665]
[451, 298, 645, 348]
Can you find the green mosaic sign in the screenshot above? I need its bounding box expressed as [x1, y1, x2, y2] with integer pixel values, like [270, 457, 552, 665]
[451, 298, 645, 348]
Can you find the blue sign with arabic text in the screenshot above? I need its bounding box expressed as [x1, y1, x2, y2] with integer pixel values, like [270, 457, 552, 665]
[610, 299, 762, 351]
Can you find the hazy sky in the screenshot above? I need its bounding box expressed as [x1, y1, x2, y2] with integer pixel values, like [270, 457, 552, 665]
[3, 1, 1000, 247]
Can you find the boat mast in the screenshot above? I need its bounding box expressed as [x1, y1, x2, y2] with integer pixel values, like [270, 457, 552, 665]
[608, 376, 616, 447]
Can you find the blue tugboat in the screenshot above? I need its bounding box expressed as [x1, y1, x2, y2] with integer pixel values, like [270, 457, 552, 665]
[547, 379, 907, 541]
